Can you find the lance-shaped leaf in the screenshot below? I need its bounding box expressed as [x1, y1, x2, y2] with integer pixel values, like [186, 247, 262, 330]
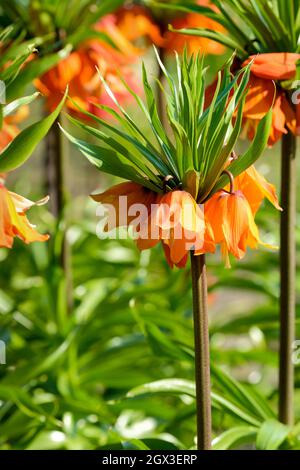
[0, 89, 67, 173]
[3, 92, 39, 118]
[6, 46, 71, 101]
[209, 108, 273, 197]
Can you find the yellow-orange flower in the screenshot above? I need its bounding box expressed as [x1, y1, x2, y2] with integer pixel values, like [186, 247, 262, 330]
[242, 53, 300, 145]
[0, 176, 49, 248]
[0, 106, 49, 249]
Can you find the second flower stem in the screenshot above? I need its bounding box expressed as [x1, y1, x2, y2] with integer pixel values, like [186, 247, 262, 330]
[279, 130, 297, 425]
[190, 252, 212, 450]
[46, 115, 73, 314]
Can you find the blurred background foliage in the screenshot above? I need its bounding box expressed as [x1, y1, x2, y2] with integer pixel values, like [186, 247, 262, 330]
[0, 0, 300, 451]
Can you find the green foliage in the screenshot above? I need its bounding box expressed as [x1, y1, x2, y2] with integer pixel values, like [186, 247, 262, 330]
[0, 196, 299, 449]
[0, 3, 299, 451]
[62, 52, 271, 202]
[0, 25, 67, 172]
[0, 0, 124, 41]
[0, 90, 66, 172]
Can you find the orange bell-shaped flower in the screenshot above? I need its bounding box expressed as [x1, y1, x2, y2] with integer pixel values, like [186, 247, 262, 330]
[205, 189, 261, 267]
[137, 190, 215, 267]
[91, 181, 157, 232]
[242, 53, 300, 145]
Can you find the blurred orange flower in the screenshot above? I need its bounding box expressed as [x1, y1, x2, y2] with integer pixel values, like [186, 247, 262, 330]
[116, 5, 164, 48]
[116, 1, 225, 55]
[242, 53, 300, 145]
[164, 0, 225, 55]
[35, 14, 140, 118]
[0, 106, 29, 151]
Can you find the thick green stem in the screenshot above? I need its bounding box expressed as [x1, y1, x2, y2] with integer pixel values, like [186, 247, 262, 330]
[190, 252, 212, 450]
[45, 115, 73, 313]
[279, 130, 297, 425]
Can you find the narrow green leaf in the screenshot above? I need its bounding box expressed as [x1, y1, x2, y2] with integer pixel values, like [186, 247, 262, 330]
[59, 125, 160, 192]
[0, 89, 67, 172]
[213, 426, 257, 450]
[256, 420, 289, 450]
[210, 109, 272, 196]
[3, 92, 39, 118]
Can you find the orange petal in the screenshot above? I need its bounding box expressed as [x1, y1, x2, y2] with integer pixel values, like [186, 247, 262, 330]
[243, 75, 275, 119]
[205, 190, 261, 264]
[236, 166, 281, 213]
[116, 6, 164, 47]
[244, 53, 300, 80]
[91, 182, 156, 231]
[91, 182, 143, 203]
[162, 241, 188, 269]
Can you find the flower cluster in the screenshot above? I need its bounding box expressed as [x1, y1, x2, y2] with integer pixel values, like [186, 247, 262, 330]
[92, 164, 280, 268]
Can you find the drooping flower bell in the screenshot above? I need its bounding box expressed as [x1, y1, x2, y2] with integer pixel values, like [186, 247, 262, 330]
[235, 165, 281, 215]
[205, 189, 260, 267]
[136, 190, 211, 268]
[241, 54, 300, 145]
